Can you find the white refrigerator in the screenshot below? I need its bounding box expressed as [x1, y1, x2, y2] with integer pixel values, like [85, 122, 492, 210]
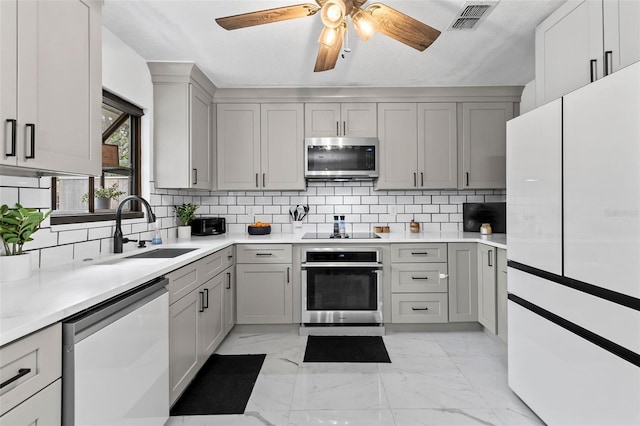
[506, 61, 640, 425]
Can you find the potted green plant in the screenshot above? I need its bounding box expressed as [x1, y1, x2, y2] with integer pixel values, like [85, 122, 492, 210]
[81, 183, 125, 210]
[174, 203, 198, 239]
[0, 203, 51, 281]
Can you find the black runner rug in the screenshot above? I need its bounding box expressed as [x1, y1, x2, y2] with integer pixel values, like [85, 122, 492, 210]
[170, 353, 265, 416]
[303, 335, 391, 363]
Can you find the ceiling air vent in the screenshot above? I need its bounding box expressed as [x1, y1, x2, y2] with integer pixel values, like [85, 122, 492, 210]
[448, 2, 497, 30]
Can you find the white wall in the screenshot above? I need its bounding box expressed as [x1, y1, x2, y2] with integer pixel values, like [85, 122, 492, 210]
[102, 27, 154, 195]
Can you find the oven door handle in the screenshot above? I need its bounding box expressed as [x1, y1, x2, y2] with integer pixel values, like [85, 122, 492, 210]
[301, 262, 383, 269]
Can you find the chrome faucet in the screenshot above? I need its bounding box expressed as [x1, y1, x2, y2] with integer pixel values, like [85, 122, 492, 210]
[113, 195, 156, 254]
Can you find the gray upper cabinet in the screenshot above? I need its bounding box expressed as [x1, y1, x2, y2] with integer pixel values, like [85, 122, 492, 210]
[304, 103, 377, 137]
[0, 0, 102, 176]
[217, 103, 304, 191]
[149, 62, 215, 190]
[216, 104, 260, 190]
[418, 103, 457, 189]
[377, 103, 417, 189]
[535, 0, 640, 106]
[459, 102, 513, 189]
[377, 103, 457, 190]
[261, 104, 305, 190]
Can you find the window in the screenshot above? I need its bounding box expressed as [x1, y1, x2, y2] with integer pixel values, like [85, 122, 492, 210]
[51, 91, 143, 224]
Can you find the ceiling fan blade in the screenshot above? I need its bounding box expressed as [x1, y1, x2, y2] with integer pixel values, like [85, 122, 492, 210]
[365, 3, 440, 51]
[216, 4, 320, 30]
[314, 30, 344, 72]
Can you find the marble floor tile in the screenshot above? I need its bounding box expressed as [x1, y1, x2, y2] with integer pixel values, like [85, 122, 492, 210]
[383, 333, 449, 358]
[392, 408, 506, 426]
[287, 409, 396, 426]
[165, 411, 289, 426]
[166, 330, 544, 426]
[291, 363, 389, 410]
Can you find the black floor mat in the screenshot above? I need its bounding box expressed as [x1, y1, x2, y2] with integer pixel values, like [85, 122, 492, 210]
[303, 336, 391, 363]
[170, 354, 266, 416]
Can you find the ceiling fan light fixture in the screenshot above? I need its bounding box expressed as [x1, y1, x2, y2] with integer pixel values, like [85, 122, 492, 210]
[351, 9, 379, 41]
[321, 0, 346, 29]
[318, 25, 343, 50]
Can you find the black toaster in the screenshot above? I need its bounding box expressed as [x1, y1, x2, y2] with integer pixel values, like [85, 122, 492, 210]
[191, 217, 226, 236]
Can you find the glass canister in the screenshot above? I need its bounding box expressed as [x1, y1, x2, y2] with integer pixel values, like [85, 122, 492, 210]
[480, 223, 492, 235]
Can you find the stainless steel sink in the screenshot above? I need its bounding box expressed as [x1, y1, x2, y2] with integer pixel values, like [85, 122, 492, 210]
[125, 248, 197, 259]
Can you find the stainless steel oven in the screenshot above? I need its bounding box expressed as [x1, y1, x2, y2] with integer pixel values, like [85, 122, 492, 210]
[301, 247, 383, 325]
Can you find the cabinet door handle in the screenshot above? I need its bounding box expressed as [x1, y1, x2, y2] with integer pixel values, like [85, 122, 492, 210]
[590, 59, 598, 82]
[466, 172, 470, 187]
[203, 288, 209, 309]
[420, 172, 424, 187]
[343, 121, 346, 136]
[227, 272, 231, 289]
[255, 173, 259, 187]
[199, 291, 205, 312]
[25, 123, 35, 159]
[5, 119, 16, 157]
[411, 276, 429, 280]
[488, 250, 493, 267]
[604, 51, 613, 76]
[0, 368, 31, 389]
[287, 266, 290, 283]
[256, 253, 273, 256]
[193, 168, 198, 185]
[262, 173, 266, 188]
[411, 307, 429, 311]
[336, 121, 339, 136]
[413, 172, 417, 187]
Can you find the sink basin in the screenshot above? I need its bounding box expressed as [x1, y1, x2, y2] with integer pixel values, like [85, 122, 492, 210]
[125, 248, 198, 259]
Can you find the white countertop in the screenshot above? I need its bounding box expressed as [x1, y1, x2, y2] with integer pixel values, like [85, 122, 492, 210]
[0, 231, 506, 346]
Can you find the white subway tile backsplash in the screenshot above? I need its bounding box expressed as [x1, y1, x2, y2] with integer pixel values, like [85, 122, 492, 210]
[0, 176, 39, 188]
[370, 204, 387, 214]
[19, 188, 51, 208]
[440, 204, 458, 214]
[325, 196, 343, 205]
[343, 196, 360, 205]
[317, 187, 334, 196]
[362, 196, 379, 204]
[352, 187, 370, 196]
[441, 222, 461, 232]
[308, 196, 325, 204]
[73, 240, 101, 261]
[352, 205, 369, 214]
[405, 204, 421, 214]
[334, 187, 352, 196]
[58, 229, 88, 245]
[0, 187, 19, 206]
[379, 196, 395, 204]
[432, 195, 449, 204]
[315, 205, 333, 214]
[88, 226, 113, 240]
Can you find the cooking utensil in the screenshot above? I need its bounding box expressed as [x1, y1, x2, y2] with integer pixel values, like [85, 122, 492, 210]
[295, 204, 308, 221]
[289, 206, 297, 221]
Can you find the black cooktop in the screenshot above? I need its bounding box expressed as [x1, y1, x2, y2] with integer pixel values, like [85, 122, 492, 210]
[301, 233, 381, 239]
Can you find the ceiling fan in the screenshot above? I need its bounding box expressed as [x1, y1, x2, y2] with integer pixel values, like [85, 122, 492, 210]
[215, 0, 441, 72]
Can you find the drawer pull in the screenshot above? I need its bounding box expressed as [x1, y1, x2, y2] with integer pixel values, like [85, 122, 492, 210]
[411, 276, 429, 280]
[411, 307, 429, 311]
[410, 252, 429, 256]
[0, 368, 31, 389]
[256, 253, 273, 256]
[227, 255, 233, 260]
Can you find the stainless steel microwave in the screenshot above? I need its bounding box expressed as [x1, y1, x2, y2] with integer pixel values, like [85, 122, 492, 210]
[304, 137, 379, 181]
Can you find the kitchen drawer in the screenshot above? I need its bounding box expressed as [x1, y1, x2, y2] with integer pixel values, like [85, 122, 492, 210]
[166, 259, 203, 305]
[236, 244, 292, 264]
[391, 263, 448, 293]
[202, 246, 235, 282]
[0, 379, 61, 426]
[391, 293, 449, 323]
[0, 324, 61, 417]
[390, 243, 447, 263]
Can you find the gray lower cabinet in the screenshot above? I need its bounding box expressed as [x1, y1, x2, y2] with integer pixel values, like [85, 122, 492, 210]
[223, 266, 235, 336]
[477, 244, 497, 333]
[448, 243, 479, 322]
[496, 248, 508, 342]
[167, 247, 234, 405]
[390, 243, 449, 323]
[236, 244, 293, 324]
[0, 324, 62, 425]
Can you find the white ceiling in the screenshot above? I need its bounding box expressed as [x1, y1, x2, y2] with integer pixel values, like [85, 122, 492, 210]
[102, 0, 564, 89]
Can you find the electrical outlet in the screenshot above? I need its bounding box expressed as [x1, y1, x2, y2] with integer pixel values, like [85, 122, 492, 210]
[247, 206, 256, 215]
[389, 205, 397, 215]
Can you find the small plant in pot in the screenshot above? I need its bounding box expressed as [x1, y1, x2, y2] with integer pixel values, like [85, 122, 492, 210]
[0, 203, 51, 282]
[174, 203, 198, 239]
[81, 183, 125, 210]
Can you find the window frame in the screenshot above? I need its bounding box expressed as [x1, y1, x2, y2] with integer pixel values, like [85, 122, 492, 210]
[50, 90, 144, 225]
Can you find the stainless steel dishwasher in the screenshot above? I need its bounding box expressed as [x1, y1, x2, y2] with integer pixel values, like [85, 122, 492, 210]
[62, 277, 169, 426]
